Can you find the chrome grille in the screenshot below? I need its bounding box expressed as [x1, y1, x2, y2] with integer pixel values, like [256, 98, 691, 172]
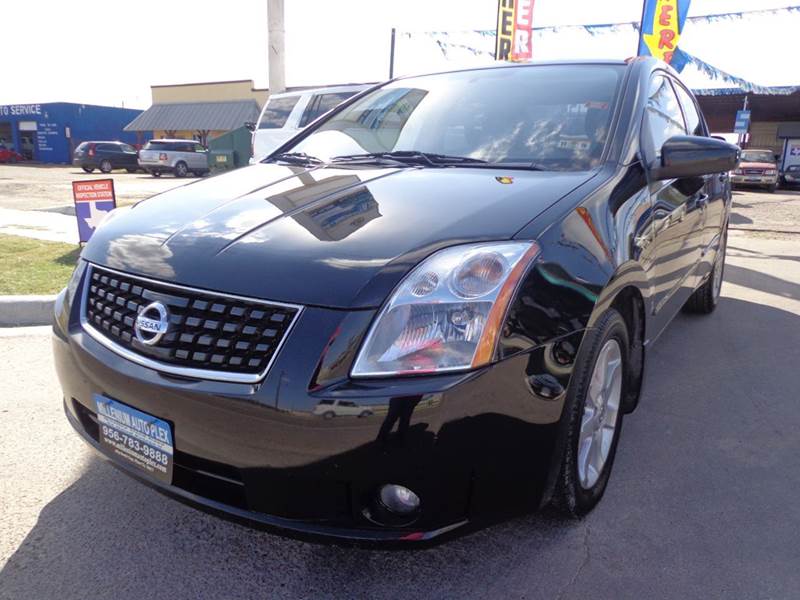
[81, 264, 301, 382]
[743, 168, 765, 175]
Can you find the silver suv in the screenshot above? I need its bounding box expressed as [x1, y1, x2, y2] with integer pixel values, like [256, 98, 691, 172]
[138, 139, 210, 178]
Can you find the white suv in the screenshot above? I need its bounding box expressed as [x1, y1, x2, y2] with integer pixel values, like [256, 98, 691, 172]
[250, 84, 371, 163]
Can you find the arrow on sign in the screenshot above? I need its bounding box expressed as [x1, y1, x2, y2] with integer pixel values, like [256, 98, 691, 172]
[642, 0, 681, 63]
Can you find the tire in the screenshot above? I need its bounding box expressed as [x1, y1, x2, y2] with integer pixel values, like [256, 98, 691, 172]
[553, 308, 628, 517]
[151, 170, 162, 178]
[323, 411, 335, 420]
[358, 410, 373, 418]
[683, 225, 727, 314]
[82, 166, 94, 173]
[767, 184, 777, 193]
[174, 161, 188, 178]
[99, 159, 113, 174]
[126, 168, 137, 174]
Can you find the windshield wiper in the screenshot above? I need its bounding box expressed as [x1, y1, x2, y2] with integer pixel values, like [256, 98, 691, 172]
[331, 151, 489, 167]
[331, 151, 547, 171]
[267, 152, 324, 166]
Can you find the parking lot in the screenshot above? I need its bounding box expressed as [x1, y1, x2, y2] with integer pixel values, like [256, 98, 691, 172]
[0, 164, 185, 212]
[1, 163, 799, 597]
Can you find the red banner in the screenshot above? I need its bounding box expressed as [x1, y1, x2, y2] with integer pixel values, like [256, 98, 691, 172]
[495, 0, 535, 61]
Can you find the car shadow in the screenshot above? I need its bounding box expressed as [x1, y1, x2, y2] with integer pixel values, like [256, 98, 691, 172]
[2, 298, 800, 599]
[0, 454, 584, 599]
[724, 264, 800, 301]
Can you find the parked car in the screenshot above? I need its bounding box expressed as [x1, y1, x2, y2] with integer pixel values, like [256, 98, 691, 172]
[313, 399, 374, 419]
[781, 164, 800, 188]
[0, 143, 24, 163]
[54, 58, 739, 542]
[73, 141, 140, 173]
[731, 148, 779, 192]
[138, 139, 210, 178]
[249, 84, 371, 163]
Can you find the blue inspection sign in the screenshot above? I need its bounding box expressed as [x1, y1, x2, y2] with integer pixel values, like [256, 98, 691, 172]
[734, 110, 751, 134]
[72, 179, 116, 243]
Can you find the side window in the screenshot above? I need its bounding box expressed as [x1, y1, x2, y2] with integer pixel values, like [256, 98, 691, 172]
[642, 75, 685, 165]
[299, 92, 355, 128]
[194, 143, 206, 153]
[673, 82, 704, 136]
[259, 96, 300, 129]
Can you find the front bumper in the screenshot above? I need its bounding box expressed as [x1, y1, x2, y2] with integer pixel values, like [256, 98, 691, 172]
[731, 174, 778, 186]
[53, 278, 571, 542]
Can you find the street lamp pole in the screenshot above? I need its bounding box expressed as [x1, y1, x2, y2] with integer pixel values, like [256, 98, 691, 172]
[268, 0, 286, 94]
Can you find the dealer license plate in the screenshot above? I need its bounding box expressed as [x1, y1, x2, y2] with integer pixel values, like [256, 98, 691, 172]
[94, 394, 173, 483]
[747, 177, 762, 182]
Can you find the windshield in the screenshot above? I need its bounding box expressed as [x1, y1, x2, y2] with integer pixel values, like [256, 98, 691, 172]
[741, 150, 775, 164]
[284, 65, 623, 171]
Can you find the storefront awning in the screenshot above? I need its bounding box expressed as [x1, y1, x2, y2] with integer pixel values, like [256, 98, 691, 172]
[124, 100, 260, 132]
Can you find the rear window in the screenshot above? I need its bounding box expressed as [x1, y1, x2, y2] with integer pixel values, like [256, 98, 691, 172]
[143, 141, 194, 152]
[299, 92, 357, 128]
[259, 96, 300, 129]
[121, 143, 136, 152]
[741, 150, 775, 164]
[75, 142, 89, 152]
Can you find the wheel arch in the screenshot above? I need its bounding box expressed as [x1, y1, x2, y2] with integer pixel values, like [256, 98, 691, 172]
[585, 261, 650, 413]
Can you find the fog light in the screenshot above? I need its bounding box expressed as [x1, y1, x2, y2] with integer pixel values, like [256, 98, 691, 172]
[379, 484, 420, 515]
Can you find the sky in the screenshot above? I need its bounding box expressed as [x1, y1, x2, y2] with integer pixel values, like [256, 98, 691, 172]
[0, 0, 796, 109]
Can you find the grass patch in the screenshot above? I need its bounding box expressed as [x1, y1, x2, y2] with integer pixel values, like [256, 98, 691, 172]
[0, 234, 81, 295]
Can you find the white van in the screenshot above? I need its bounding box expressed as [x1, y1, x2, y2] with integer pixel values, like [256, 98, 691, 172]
[250, 84, 371, 163]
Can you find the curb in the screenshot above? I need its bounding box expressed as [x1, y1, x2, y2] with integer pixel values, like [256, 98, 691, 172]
[0, 295, 57, 327]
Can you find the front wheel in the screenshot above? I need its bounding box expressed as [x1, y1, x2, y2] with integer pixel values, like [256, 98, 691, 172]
[683, 226, 727, 314]
[174, 161, 188, 178]
[553, 308, 628, 516]
[99, 159, 113, 173]
[767, 184, 777, 193]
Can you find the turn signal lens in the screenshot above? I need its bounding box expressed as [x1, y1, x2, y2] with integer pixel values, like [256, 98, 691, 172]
[351, 241, 539, 377]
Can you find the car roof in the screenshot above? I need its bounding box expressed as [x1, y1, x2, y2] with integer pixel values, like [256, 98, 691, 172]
[268, 84, 372, 99]
[391, 58, 631, 82]
[147, 139, 199, 143]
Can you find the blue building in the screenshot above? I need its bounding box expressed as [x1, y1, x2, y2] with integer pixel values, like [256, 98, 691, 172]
[0, 103, 146, 164]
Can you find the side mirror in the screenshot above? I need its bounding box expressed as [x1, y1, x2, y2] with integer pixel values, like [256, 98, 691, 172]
[244, 121, 256, 132]
[650, 135, 740, 181]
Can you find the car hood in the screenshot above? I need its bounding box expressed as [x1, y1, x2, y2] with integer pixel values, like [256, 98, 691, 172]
[83, 163, 595, 309]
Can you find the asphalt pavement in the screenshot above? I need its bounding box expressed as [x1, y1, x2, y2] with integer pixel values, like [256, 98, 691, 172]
[1, 230, 799, 599]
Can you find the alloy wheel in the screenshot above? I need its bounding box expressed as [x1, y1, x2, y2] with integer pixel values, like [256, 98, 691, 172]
[713, 233, 727, 301]
[578, 339, 622, 489]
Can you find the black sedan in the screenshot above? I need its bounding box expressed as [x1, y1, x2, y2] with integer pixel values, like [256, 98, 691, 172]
[53, 58, 739, 543]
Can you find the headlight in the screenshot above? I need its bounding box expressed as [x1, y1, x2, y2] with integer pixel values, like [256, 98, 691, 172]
[733, 169, 743, 175]
[765, 169, 777, 176]
[351, 241, 540, 377]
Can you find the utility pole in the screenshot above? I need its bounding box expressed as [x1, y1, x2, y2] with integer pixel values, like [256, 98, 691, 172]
[389, 28, 396, 79]
[268, 0, 286, 94]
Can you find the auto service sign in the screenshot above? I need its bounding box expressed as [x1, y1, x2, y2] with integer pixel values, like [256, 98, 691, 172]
[495, 0, 534, 61]
[72, 179, 116, 243]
